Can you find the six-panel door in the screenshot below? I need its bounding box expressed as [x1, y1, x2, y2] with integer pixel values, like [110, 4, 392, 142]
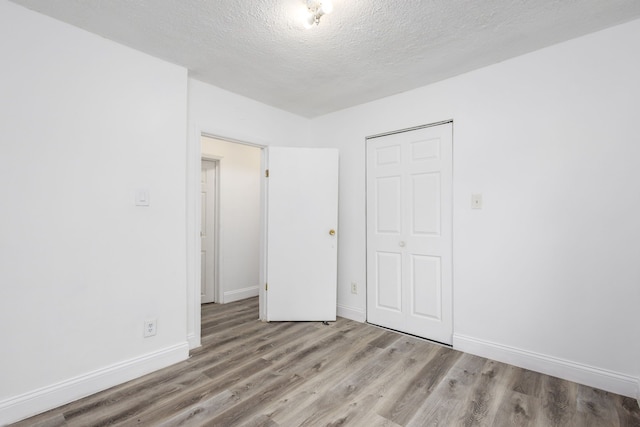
[366, 123, 453, 344]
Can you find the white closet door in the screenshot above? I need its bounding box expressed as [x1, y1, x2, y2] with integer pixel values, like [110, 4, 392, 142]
[366, 123, 453, 344]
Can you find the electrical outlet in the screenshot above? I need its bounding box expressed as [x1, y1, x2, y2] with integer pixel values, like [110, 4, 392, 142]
[351, 282, 358, 295]
[144, 319, 157, 338]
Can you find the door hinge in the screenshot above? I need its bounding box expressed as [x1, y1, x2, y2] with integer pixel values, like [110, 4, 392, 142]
[265, 169, 269, 178]
[265, 283, 268, 291]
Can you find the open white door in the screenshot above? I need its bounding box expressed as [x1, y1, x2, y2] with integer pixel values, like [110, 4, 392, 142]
[264, 147, 339, 321]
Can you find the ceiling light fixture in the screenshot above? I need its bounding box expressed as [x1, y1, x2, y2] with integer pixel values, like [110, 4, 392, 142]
[303, 0, 333, 28]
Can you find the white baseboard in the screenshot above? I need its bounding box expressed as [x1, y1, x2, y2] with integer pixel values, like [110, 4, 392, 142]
[337, 304, 366, 322]
[453, 334, 638, 398]
[0, 342, 189, 426]
[222, 286, 259, 304]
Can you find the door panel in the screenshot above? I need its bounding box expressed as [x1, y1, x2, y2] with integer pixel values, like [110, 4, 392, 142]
[411, 172, 440, 234]
[367, 122, 453, 344]
[376, 252, 402, 311]
[375, 144, 401, 166]
[266, 147, 339, 321]
[201, 160, 217, 304]
[411, 254, 441, 319]
[376, 176, 402, 233]
[411, 137, 440, 160]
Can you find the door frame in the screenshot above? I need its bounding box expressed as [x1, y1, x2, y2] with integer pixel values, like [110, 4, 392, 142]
[364, 120, 454, 339]
[187, 125, 266, 349]
[200, 157, 221, 304]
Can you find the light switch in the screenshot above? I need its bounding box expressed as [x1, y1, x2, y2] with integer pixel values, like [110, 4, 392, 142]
[135, 190, 150, 206]
[471, 193, 482, 209]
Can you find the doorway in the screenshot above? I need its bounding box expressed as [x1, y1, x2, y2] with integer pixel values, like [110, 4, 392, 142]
[188, 132, 340, 348]
[200, 135, 263, 310]
[366, 121, 453, 344]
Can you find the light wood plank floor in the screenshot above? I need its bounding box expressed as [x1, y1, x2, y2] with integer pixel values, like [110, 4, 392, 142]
[14, 297, 640, 426]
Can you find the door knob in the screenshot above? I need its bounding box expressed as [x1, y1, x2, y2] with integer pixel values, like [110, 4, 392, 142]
[399, 241, 405, 247]
[329, 229, 336, 236]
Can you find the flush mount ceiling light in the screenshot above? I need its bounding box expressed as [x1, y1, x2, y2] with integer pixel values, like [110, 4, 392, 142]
[303, 0, 333, 28]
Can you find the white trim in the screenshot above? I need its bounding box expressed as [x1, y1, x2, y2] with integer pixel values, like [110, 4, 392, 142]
[201, 131, 266, 149]
[337, 304, 366, 322]
[453, 334, 637, 398]
[259, 149, 268, 322]
[223, 286, 259, 304]
[187, 333, 199, 349]
[0, 342, 189, 426]
[366, 119, 453, 140]
[187, 124, 202, 349]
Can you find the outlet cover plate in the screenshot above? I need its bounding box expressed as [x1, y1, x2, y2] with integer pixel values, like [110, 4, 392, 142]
[144, 319, 157, 337]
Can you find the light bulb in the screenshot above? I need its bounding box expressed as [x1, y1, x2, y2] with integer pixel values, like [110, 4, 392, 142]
[320, 0, 333, 15]
[300, 4, 314, 29]
[304, 12, 316, 28]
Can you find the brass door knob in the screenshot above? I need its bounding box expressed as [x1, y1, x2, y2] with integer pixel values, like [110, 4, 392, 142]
[329, 229, 336, 236]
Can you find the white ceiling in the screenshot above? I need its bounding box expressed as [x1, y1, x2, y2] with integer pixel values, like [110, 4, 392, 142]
[10, 0, 640, 118]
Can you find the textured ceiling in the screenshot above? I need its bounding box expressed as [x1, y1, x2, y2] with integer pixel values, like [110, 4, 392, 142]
[9, 0, 640, 117]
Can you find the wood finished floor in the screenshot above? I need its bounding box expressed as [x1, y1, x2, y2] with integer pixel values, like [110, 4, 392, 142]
[14, 297, 640, 427]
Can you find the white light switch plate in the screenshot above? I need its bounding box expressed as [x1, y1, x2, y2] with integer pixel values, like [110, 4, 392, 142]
[471, 193, 483, 209]
[135, 189, 150, 206]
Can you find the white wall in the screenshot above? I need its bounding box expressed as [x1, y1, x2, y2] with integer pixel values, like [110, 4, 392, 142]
[311, 19, 640, 398]
[186, 78, 311, 347]
[201, 136, 262, 303]
[0, 1, 189, 423]
[188, 79, 311, 147]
